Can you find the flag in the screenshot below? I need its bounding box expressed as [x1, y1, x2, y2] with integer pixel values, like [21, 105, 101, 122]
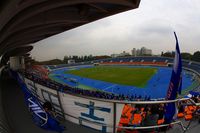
[164, 32, 182, 123]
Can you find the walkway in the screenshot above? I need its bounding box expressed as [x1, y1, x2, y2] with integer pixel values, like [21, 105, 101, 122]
[1, 73, 99, 133]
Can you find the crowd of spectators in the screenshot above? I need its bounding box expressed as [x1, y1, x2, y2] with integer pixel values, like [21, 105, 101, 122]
[118, 97, 200, 133]
[23, 70, 152, 101]
[118, 103, 167, 133]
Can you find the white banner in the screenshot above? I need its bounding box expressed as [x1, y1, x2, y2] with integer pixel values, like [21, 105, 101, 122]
[59, 93, 114, 132]
[35, 83, 57, 95]
[116, 103, 125, 127]
[24, 78, 35, 92]
[35, 83, 58, 102]
[23, 77, 127, 133]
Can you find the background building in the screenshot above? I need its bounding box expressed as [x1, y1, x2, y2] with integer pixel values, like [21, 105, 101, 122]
[132, 47, 152, 56]
[131, 48, 137, 57]
[140, 47, 152, 56]
[120, 51, 130, 57]
[111, 51, 130, 58]
[67, 59, 75, 64]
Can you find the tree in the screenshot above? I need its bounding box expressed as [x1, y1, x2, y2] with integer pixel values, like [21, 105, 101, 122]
[181, 52, 192, 60]
[63, 56, 69, 63]
[162, 52, 174, 57]
[192, 51, 200, 62]
[39, 59, 63, 65]
[161, 51, 164, 56]
[84, 55, 88, 61]
[72, 56, 78, 60]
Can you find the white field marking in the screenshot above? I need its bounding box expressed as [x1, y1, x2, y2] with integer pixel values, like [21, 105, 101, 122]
[103, 84, 117, 91]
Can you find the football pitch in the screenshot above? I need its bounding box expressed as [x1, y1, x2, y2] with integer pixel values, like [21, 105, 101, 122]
[65, 66, 157, 87]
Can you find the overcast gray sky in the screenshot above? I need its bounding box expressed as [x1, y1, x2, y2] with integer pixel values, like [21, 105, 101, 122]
[31, 0, 200, 61]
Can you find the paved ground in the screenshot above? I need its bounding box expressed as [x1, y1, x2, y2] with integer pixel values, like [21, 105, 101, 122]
[1, 71, 200, 133]
[1, 74, 99, 133]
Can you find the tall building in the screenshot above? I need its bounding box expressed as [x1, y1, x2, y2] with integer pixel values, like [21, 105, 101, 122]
[131, 48, 136, 56]
[141, 47, 152, 55]
[111, 54, 119, 58]
[136, 49, 141, 56]
[132, 47, 152, 56]
[120, 51, 130, 56]
[111, 51, 130, 58]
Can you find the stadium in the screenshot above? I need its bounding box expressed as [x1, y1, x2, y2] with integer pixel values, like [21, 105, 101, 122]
[1, 0, 200, 133]
[48, 60, 199, 100]
[20, 56, 200, 133]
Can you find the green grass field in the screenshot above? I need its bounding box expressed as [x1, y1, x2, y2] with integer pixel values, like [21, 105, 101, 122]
[65, 66, 157, 88]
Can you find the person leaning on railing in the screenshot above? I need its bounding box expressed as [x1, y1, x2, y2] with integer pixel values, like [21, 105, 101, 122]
[191, 95, 200, 123]
[157, 104, 165, 125]
[140, 105, 159, 133]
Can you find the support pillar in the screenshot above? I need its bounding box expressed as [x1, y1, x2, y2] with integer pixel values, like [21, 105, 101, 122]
[9, 56, 25, 70]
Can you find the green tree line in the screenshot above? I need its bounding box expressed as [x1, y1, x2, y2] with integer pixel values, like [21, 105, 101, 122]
[34, 55, 111, 65]
[161, 51, 200, 62]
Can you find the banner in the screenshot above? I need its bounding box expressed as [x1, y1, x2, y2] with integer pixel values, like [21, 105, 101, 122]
[59, 93, 113, 133]
[15, 72, 65, 132]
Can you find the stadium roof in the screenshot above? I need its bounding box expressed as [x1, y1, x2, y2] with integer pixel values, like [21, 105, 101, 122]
[0, 0, 140, 64]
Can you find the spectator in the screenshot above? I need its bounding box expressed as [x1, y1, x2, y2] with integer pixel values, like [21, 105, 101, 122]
[158, 104, 165, 120]
[42, 102, 65, 133]
[141, 105, 159, 132]
[43, 102, 57, 118]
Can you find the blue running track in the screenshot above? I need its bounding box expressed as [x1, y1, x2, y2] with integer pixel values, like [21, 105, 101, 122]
[50, 65, 193, 99]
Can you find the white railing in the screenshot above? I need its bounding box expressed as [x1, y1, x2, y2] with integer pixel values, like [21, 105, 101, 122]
[116, 120, 185, 130]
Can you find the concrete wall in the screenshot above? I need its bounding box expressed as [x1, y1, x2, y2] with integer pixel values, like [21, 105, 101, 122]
[9, 56, 25, 70]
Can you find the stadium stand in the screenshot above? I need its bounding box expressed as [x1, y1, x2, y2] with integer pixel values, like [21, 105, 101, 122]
[25, 56, 200, 102]
[23, 69, 153, 102]
[93, 56, 200, 74]
[45, 56, 200, 77]
[42, 56, 200, 103]
[17, 71, 199, 133]
[101, 61, 168, 66]
[47, 57, 200, 87]
[17, 56, 200, 133]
